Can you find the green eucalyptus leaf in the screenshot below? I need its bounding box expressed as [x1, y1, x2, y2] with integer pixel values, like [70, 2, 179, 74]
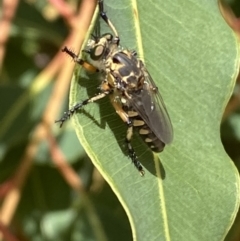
[67, 0, 240, 240]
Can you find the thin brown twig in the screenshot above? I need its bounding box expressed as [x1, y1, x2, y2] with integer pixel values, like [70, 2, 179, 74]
[45, 1, 108, 240]
[219, 1, 240, 38]
[48, 0, 76, 21]
[47, 129, 86, 193]
[0, 0, 19, 72]
[0, 1, 97, 240]
[0, 221, 19, 241]
[43, 0, 98, 191]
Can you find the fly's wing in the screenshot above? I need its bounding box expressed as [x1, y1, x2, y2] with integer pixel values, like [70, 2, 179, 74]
[130, 69, 173, 144]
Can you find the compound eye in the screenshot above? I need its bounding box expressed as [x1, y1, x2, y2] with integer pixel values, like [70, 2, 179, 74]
[90, 45, 105, 60]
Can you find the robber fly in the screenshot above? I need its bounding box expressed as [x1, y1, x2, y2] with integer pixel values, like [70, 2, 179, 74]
[56, 0, 173, 176]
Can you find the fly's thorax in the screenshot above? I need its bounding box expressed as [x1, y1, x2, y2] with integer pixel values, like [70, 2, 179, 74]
[108, 50, 145, 93]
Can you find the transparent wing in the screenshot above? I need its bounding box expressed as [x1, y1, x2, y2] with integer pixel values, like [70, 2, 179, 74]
[130, 68, 173, 144]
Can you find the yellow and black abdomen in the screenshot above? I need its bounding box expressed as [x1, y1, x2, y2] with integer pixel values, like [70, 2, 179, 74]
[127, 109, 165, 153]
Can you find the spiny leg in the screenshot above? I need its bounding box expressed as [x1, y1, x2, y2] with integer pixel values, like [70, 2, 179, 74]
[110, 97, 145, 176]
[55, 90, 112, 127]
[98, 0, 119, 45]
[126, 120, 145, 176]
[62, 47, 97, 72]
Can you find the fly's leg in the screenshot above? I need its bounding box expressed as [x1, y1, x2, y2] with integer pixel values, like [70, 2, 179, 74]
[55, 90, 112, 127]
[56, 47, 102, 127]
[62, 47, 97, 72]
[126, 120, 145, 176]
[110, 97, 145, 176]
[98, 0, 119, 45]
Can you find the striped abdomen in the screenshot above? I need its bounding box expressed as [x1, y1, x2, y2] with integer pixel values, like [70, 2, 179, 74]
[127, 110, 165, 153]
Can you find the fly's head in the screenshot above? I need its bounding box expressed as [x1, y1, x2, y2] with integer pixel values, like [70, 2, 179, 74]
[85, 33, 116, 66]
